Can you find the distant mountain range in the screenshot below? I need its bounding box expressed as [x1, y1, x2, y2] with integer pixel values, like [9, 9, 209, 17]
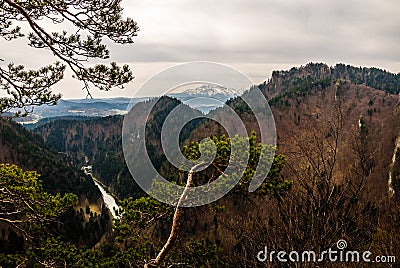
[168, 84, 239, 113]
[171, 84, 239, 97]
[12, 85, 239, 126]
[12, 98, 137, 126]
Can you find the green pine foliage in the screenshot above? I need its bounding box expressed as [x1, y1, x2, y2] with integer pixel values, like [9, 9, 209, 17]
[0, 118, 100, 200]
[0, 0, 138, 115]
[182, 132, 292, 198]
[0, 163, 78, 244]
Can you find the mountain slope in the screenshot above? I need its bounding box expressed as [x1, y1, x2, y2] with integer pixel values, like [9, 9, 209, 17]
[0, 117, 100, 199]
[34, 63, 400, 201]
[0, 117, 112, 249]
[200, 63, 400, 199]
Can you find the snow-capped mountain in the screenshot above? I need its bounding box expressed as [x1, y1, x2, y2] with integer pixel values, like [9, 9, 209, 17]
[168, 84, 239, 113]
[183, 84, 239, 97]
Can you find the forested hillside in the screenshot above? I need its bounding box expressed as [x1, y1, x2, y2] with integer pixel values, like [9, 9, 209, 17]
[35, 97, 206, 199]
[0, 118, 112, 252]
[35, 63, 400, 201]
[24, 63, 400, 266]
[0, 118, 100, 199]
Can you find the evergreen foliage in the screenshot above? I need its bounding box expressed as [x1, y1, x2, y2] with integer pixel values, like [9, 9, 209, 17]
[0, 0, 138, 115]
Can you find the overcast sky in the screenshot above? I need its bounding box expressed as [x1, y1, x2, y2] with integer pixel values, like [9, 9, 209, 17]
[1, 0, 400, 99]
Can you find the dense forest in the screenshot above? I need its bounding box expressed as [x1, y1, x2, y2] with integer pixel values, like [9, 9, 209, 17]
[1, 0, 400, 265]
[0, 63, 397, 267]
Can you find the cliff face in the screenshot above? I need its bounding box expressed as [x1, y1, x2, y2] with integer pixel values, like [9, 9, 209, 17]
[389, 133, 400, 200]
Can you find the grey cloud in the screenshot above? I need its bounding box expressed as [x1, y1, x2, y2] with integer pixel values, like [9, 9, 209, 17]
[118, 0, 400, 65]
[2, 0, 399, 99]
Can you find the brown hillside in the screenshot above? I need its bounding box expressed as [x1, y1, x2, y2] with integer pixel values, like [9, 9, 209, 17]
[190, 81, 400, 199]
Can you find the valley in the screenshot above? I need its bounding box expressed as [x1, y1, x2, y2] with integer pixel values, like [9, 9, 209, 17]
[2, 63, 400, 267]
[2, 0, 399, 265]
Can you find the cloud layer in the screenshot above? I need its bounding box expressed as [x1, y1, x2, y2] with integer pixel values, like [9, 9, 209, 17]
[1, 0, 399, 98]
[123, 0, 400, 63]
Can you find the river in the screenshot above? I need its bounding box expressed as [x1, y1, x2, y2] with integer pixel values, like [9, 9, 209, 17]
[82, 166, 119, 218]
[93, 180, 120, 219]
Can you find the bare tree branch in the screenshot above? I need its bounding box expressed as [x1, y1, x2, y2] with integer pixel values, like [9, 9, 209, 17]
[145, 162, 207, 268]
